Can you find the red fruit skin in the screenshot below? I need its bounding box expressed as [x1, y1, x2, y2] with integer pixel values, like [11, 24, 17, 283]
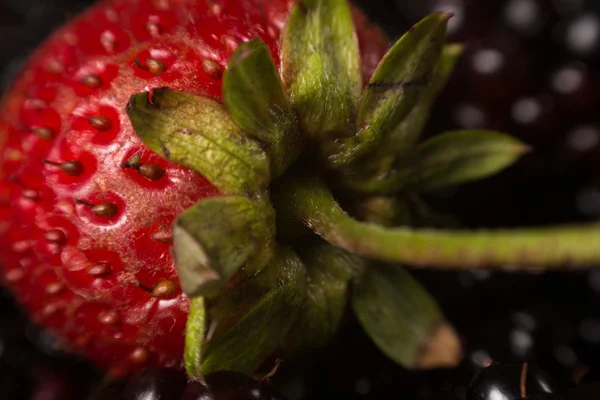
[0, 0, 389, 375]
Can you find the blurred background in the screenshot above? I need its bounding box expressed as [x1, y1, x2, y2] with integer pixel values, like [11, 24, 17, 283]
[3, 0, 600, 399]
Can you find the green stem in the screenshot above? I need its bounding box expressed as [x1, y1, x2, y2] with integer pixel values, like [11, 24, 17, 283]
[276, 177, 600, 269]
[184, 297, 206, 381]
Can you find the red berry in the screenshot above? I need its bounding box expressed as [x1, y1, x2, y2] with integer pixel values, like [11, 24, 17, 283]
[0, 0, 388, 375]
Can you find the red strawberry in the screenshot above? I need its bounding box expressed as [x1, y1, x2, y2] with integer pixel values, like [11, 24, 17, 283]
[0, 0, 389, 376]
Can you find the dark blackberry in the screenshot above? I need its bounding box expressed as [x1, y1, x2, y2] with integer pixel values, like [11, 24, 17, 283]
[124, 368, 188, 400]
[0, 359, 33, 400]
[566, 383, 600, 400]
[181, 371, 287, 400]
[466, 363, 560, 400]
[302, 320, 460, 400]
[87, 382, 127, 400]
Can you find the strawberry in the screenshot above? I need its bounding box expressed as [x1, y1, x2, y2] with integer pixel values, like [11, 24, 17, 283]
[4, 0, 600, 384]
[0, 0, 389, 375]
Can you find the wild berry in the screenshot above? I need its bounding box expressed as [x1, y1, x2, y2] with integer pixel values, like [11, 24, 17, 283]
[181, 371, 287, 400]
[466, 363, 559, 400]
[124, 368, 187, 400]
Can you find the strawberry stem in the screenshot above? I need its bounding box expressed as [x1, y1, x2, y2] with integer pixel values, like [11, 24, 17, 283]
[275, 176, 600, 269]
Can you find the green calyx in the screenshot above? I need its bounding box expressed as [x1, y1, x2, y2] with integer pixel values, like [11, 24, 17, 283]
[352, 263, 461, 369]
[173, 196, 275, 297]
[342, 129, 530, 194]
[127, 88, 270, 197]
[189, 246, 307, 376]
[320, 12, 451, 167]
[281, 0, 362, 139]
[184, 246, 306, 378]
[223, 39, 302, 177]
[125, 0, 600, 381]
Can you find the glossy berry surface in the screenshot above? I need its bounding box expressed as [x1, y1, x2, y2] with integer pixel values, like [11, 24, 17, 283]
[466, 363, 559, 400]
[124, 367, 187, 400]
[566, 382, 600, 400]
[181, 371, 287, 400]
[0, 0, 389, 375]
[87, 382, 126, 400]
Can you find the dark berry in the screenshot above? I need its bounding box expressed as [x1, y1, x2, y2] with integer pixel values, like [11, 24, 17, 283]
[0, 359, 33, 400]
[549, 62, 597, 119]
[556, 12, 600, 59]
[181, 371, 287, 400]
[124, 368, 187, 400]
[576, 367, 600, 385]
[502, 0, 558, 40]
[459, 38, 535, 111]
[464, 300, 579, 381]
[507, 93, 558, 145]
[87, 382, 126, 400]
[566, 382, 600, 400]
[429, 0, 496, 42]
[466, 363, 559, 400]
[411, 270, 541, 329]
[302, 320, 462, 400]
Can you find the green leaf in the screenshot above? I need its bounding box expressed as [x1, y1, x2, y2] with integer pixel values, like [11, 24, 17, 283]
[322, 13, 451, 167]
[347, 130, 529, 194]
[280, 0, 361, 138]
[223, 39, 302, 177]
[200, 246, 307, 375]
[173, 196, 275, 297]
[283, 241, 364, 355]
[345, 45, 463, 185]
[126, 88, 270, 196]
[352, 263, 461, 369]
[374, 43, 464, 164]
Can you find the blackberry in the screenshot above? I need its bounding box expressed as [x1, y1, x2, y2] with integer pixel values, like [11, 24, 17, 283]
[124, 368, 188, 400]
[466, 363, 560, 400]
[181, 371, 287, 400]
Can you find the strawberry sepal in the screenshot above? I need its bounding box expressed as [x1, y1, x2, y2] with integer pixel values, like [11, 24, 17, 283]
[364, 43, 465, 173]
[224, 39, 303, 178]
[320, 12, 452, 169]
[173, 195, 276, 298]
[352, 261, 461, 369]
[280, 0, 362, 139]
[340, 129, 530, 194]
[184, 246, 307, 378]
[281, 241, 361, 356]
[127, 88, 270, 196]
